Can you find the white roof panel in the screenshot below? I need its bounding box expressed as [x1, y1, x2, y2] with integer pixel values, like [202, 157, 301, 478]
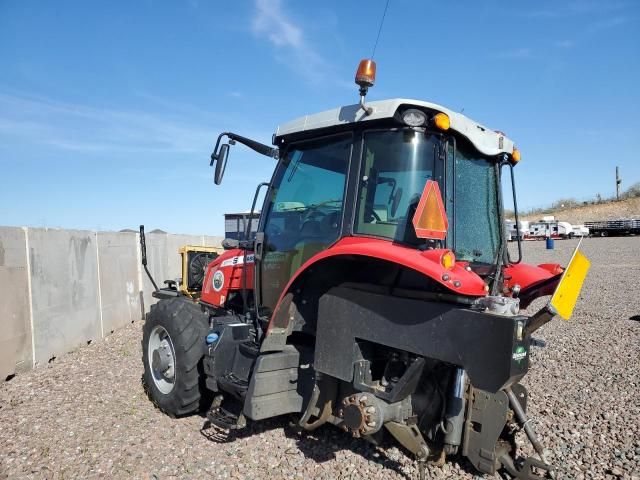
[276, 98, 515, 157]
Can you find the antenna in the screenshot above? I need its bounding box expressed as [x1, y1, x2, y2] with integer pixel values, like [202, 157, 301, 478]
[371, 0, 390, 59]
[355, 0, 390, 116]
[616, 166, 621, 200]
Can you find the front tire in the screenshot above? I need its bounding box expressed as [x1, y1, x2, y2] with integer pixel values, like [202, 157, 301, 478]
[142, 297, 210, 416]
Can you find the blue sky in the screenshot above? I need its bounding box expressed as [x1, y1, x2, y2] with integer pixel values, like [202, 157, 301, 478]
[1, 0, 638, 235]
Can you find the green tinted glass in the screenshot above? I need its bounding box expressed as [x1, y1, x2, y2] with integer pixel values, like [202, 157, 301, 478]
[260, 135, 351, 312]
[355, 130, 437, 244]
[449, 142, 500, 263]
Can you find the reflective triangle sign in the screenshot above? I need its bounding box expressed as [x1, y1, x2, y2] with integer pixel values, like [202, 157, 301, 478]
[412, 180, 449, 240]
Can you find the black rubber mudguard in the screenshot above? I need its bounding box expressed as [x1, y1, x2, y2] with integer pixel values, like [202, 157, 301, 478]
[315, 286, 529, 393]
[152, 288, 180, 299]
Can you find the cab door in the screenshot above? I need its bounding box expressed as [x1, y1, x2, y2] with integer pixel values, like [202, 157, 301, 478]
[257, 134, 352, 314]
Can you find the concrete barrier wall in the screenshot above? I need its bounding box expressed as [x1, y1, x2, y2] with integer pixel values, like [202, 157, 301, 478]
[97, 232, 142, 335]
[28, 229, 103, 367]
[0, 227, 223, 378]
[0, 227, 32, 378]
[141, 233, 169, 314]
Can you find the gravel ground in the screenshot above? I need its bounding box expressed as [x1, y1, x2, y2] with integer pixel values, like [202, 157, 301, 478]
[1, 237, 639, 480]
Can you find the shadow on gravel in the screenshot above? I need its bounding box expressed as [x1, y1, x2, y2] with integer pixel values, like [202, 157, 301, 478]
[195, 417, 478, 480]
[630, 315, 640, 321]
[285, 426, 413, 480]
[199, 416, 289, 443]
[198, 417, 486, 479]
[286, 424, 487, 479]
[199, 418, 412, 478]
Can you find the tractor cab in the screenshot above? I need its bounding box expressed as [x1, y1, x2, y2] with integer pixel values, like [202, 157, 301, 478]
[141, 59, 590, 480]
[255, 99, 512, 314]
[207, 90, 522, 321]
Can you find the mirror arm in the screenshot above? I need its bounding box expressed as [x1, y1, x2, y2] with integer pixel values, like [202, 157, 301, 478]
[228, 132, 279, 158]
[211, 132, 278, 165]
[210, 132, 226, 166]
[508, 161, 523, 264]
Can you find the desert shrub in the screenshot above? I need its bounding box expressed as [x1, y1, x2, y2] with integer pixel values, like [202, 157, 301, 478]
[622, 182, 640, 199]
[551, 198, 580, 209]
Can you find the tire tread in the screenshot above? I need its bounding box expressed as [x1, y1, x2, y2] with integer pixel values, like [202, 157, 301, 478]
[141, 297, 211, 417]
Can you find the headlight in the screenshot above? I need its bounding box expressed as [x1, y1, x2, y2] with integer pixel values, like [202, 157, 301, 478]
[402, 109, 427, 127]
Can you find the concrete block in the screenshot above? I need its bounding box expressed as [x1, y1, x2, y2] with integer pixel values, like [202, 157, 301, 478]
[28, 228, 101, 366]
[141, 232, 168, 312]
[204, 235, 224, 248]
[0, 227, 32, 378]
[97, 232, 142, 335]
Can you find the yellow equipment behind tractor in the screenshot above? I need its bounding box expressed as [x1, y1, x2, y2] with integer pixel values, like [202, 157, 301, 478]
[178, 245, 222, 298]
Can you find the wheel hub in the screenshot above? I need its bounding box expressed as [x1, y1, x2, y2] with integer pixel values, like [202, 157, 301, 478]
[147, 325, 177, 394]
[152, 340, 175, 379]
[338, 393, 383, 437]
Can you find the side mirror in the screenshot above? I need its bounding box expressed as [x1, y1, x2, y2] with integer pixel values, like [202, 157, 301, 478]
[214, 144, 229, 185]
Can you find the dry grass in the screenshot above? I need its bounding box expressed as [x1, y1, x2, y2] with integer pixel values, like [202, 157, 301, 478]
[519, 196, 640, 224]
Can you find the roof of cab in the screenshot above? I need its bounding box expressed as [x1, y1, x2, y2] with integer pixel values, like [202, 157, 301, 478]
[276, 98, 515, 157]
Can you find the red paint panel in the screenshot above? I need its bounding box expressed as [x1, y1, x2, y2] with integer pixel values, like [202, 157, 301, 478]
[201, 248, 254, 307]
[503, 262, 557, 290]
[323, 237, 486, 294]
[537, 263, 564, 276]
[266, 236, 488, 333]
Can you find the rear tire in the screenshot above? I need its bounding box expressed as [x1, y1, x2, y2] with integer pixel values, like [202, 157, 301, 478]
[142, 297, 211, 417]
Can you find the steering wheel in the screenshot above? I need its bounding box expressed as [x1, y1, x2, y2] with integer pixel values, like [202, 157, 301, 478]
[301, 200, 341, 223]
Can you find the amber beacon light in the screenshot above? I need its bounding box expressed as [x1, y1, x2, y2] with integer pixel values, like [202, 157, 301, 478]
[355, 59, 377, 88]
[355, 59, 377, 116]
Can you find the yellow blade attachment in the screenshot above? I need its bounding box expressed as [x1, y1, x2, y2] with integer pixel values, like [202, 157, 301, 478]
[549, 248, 591, 320]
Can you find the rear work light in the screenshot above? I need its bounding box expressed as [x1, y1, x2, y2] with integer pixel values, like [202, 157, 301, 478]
[402, 109, 427, 127]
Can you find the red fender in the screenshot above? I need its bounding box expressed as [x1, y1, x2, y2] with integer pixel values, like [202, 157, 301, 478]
[266, 236, 487, 333]
[503, 262, 563, 308]
[538, 263, 564, 276]
[503, 262, 562, 291]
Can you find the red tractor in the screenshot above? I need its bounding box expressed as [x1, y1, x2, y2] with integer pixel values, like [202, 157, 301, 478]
[141, 60, 589, 479]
